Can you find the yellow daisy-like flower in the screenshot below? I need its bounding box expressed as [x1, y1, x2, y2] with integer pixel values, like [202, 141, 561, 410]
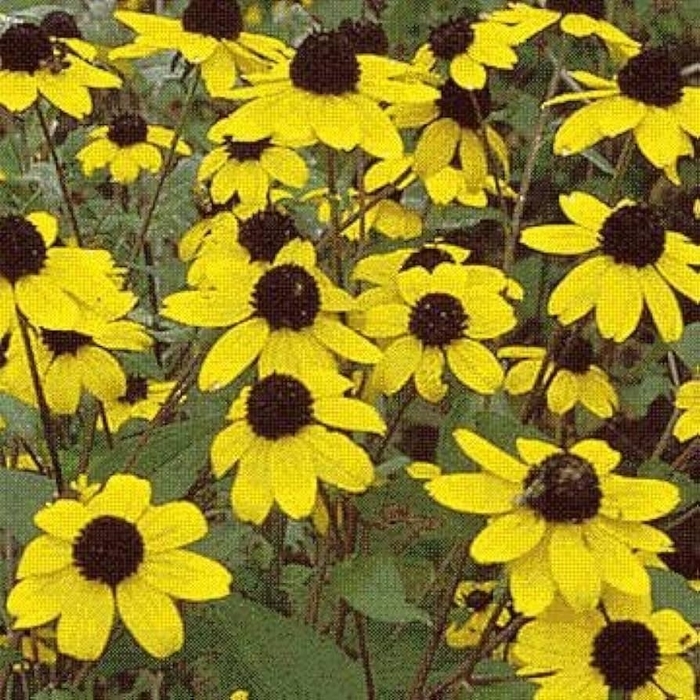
[7, 474, 232, 660]
[0, 20, 121, 117]
[218, 28, 439, 158]
[99, 375, 177, 433]
[162, 239, 381, 390]
[424, 428, 679, 615]
[521, 191, 700, 342]
[489, 1, 640, 60]
[545, 47, 700, 184]
[416, 9, 551, 90]
[0, 326, 51, 408]
[0, 211, 134, 336]
[361, 263, 516, 401]
[77, 113, 192, 184]
[38, 310, 152, 415]
[673, 378, 700, 442]
[499, 334, 618, 418]
[369, 79, 511, 208]
[198, 131, 307, 211]
[110, 1, 290, 97]
[178, 205, 240, 263]
[211, 365, 385, 523]
[446, 580, 512, 649]
[514, 604, 698, 700]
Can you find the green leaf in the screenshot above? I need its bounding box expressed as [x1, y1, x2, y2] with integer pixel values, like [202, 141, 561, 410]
[672, 322, 700, 370]
[0, 469, 54, 544]
[649, 568, 700, 624]
[202, 596, 366, 699]
[468, 660, 536, 699]
[332, 554, 431, 624]
[0, 646, 22, 668]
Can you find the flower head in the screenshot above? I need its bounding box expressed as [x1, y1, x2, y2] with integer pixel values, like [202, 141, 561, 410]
[521, 191, 700, 342]
[673, 378, 700, 441]
[514, 605, 698, 699]
[7, 474, 232, 659]
[211, 365, 385, 523]
[0, 20, 120, 117]
[77, 113, 191, 184]
[546, 48, 700, 183]
[110, 1, 290, 97]
[423, 429, 679, 614]
[446, 580, 512, 648]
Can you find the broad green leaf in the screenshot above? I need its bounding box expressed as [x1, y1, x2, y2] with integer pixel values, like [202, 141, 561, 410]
[0, 469, 55, 544]
[673, 322, 700, 371]
[649, 569, 699, 624]
[332, 554, 431, 624]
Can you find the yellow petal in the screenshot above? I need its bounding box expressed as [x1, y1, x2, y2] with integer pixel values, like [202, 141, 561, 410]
[471, 510, 546, 563]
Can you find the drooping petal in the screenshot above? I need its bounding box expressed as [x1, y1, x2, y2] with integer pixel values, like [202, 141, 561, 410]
[453, 428, 529, 482]
[426, 473, 519, 514]
[470, 510, 546, 563]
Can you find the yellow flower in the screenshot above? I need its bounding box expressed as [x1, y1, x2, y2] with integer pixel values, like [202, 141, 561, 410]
[488, 2, 640, 60]
[673, 378, 700, 442]
[38, 308, 152, 415]
[514, 604, 698, 700]
[0, 211, 134, 336]
[521, 191, 700, 342]
[7, 474, 232, 660]
[423, 429, 679, 614]
[110, 1, 290, 97]
[99, 376, 177, 433]
[162, 239, 381, 391]
[545, 47, 700, 184]
[211, 365, 385, 523]
[219, 29, 439, 158]
[360, 263, 516, 401]
[446, 580, 512, 648]
[0, 326, 51, 408]
[0, 21, 121, 117]
[416, 9, 551, 90]
[499, 335, 618, 418]
[199, 121, 307, 208]
[77, 113, 191, 184]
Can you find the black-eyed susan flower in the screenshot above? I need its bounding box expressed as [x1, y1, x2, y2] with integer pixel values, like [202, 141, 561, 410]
[0, 21, 120, 117]
[162, 239, 382, 390]
[39, 311, 151, 415]
[546, 47, 700, 184]
[218, 28, 439, 158]
[211, 365, 385, 523]
[0, 211, 134, 336]
[374, 79, 512, 207]
[39, 10, 98, 62]
[673, 378, 700, 442]
[489, 1, 640, 60]
[521, 191, 700, 342]
[199, 122, 308, 208]
[514, 604, 698, 700]
[446, 580, 512, 648]
[110, 0, 290, 97]
[360, 263, 516, 401]
[416, 9, 551, 90]
[76, 113, 191, 184]
[99, 375, 177, 433]
[499, 333, 618, 418]
[423, 428, 679, 614]
[7, 474, 232, 660]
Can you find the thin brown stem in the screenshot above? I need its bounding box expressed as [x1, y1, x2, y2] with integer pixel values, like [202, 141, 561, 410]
[354, 611, 376, 700]
[35, 104, 82, 245]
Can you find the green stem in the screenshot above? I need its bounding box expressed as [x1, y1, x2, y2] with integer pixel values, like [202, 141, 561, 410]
[35, 103, 82, 246]
[17, 312, 63, 494]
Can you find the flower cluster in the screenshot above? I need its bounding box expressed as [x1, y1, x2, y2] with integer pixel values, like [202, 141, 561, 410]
[0, 1, 696, 696]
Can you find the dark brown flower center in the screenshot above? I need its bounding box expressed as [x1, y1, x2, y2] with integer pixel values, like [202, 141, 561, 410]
[522, 453, 601, 522]
[40, 11, 82, 39]
[437, 80, 491, 129]
[0, 216, 48, 283]
[238, 209, 299, 263]
[223, 136, 271, 161]
[548, 0, 605, 19]
[552, 334, 594, 374]
[41, 329, 92, 355]
[290, 30, 360, 95]
[409, 292, 468, 346]
[181, 0, 243, 40]
[0, 23, 53, 73]
[400, 248, 455, 272]
[598, 204, 666, 268]
[617, 47, 683, 108]
[252, 264, 320, 329]
[591, 621, 660, 691]
[107, 113, 148, 147]
[73, 515, 144, 587]
[121, 375, 149, 404]
[338, 18, 389, 55]
[429, 15, 476, 60]
[463, 588, 493, 611]
[246, 373, 314, 438]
